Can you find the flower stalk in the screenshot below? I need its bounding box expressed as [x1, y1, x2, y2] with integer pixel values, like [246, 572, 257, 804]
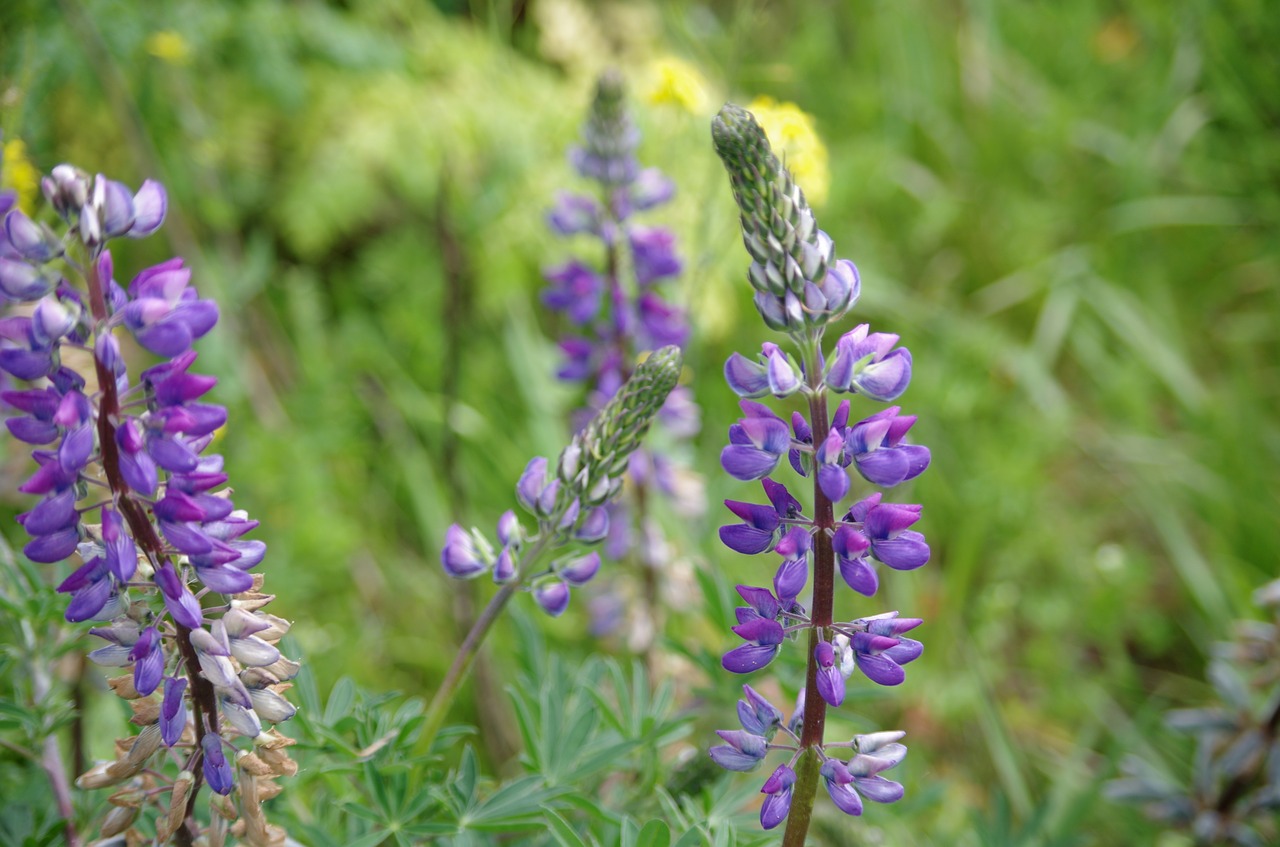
[1, 162, 298, 844]
[707, 104, 930, 841]
[426, 346, 683, 754]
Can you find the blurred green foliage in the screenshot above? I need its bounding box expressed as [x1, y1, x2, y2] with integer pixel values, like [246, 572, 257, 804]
[1, 0, 1277, 843]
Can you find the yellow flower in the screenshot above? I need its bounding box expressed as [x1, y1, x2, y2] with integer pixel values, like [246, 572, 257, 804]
[645, 56, 711, 115]
[747, 96, 830, 207]
[145, 31, 192, 66]
[2, 139, 40, 215]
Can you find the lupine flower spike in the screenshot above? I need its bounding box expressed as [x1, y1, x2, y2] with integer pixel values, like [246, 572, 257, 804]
[2, 164, 297, 844]
[707, 104, 932, 843]
[543, 69, 700, 647]
[421, 345, 683, 753]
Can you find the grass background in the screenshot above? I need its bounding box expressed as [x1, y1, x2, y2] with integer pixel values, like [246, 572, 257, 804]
[2, 0, 1277, 843]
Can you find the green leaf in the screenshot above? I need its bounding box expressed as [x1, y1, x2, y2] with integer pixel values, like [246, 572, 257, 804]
[543, 808, 590, 847]
[323, 677, 357, 725]
[634, 820, 671, 847]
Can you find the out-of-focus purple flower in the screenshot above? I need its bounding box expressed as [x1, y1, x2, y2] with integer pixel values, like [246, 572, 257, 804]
[441, 524, 488, 579]
[542, 261, 603, 325]
[533, 580, 571, 617]
[629, 226, 681, 285]
[547, 193, 601, 236]
[760, 764, 796, 829]
[560, 551, 601, 586]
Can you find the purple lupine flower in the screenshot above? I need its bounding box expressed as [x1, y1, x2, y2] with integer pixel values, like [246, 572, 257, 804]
[709, 104, 929, 838]
[129, 626, 164, 697]
[845, 406, 930, 487]
[709, 729, 769, 772]
[3, 161, 298, 834]
[201, 733, 234, 796]
[721, 401, 791, 481]
[537, 70, 698, 596]
[815, 639, 846, 706]
[160, 676, 188, 747]
[760, 764, 797, 829]
[737, 684, 785, 738]
[723, 616, 785, 674]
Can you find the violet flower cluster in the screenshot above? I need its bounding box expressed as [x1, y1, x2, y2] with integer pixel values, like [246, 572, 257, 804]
[706, 104, 931, 839]
[426, 347, 682, 753]
[1, 164, 296, 845]
[440, 345, 683, 617]
[543, 71, 700, 589]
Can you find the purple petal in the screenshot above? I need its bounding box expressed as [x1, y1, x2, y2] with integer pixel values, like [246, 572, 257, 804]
[719, 523, 777, 555]
[872, 530, 930, 570]
[722, 643, 780, 674]
[773, 556, 808, 602]
[721, 445, 782, 481]
[760, 764, 795, 829]
[64, 576, 114, 622]
[855, 450, 911, 487]
[724, 352, 770, 398]
[23, 526, 80, 563]
[561, 551, 600, 586]
[817, 463, 850, 503]
[856, 653, 906, 686]
[195, 563, 256, 594]
[854, 349, 912, 401]
[19, 488, 79, 536]
[201, 734, 235, 795]
[838, 556, 879, 596]
[854, 775, 905, 803]
[128, 180, 167, 237]
[533, 580, 570, 617]
[161, 676, 188, 746]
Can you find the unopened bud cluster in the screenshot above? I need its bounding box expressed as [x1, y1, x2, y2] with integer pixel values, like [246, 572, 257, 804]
[442, 346, 683, 615]
[1, 162, 296, 844]
[710, 104, 859, 334]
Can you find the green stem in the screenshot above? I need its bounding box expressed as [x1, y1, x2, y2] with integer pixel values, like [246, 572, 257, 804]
[782, 339, 833, 847]
[416, 534, 551, 757]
